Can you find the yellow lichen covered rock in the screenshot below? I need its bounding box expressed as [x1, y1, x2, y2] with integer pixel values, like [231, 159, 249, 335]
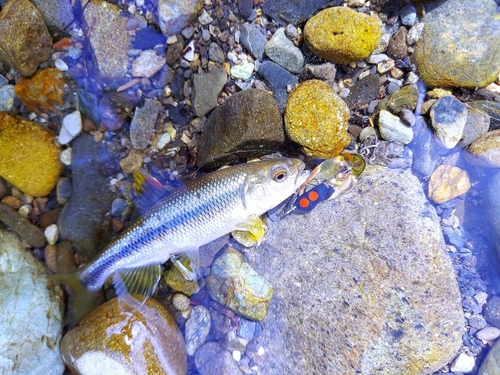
[0, 113, 62, 197]
[60, 297, 187, 375]
[428, 164, 471, 204]
[304, 7, 381, 64]
[285, 80, 350, 158]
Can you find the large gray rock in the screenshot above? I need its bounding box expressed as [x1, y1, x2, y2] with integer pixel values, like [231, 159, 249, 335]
[0, 230, 64, 375]
[31, 0, 74, 32]
[130, 98, 161, 150]
[251, 165, 464, 375]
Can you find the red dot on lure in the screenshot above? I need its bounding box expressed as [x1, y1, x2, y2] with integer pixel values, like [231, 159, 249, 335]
[299, 197, 310, 208]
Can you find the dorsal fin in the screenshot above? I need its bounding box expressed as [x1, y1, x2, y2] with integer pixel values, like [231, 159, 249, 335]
[133, 168, 168, 214]
[112, 263, 162, 298]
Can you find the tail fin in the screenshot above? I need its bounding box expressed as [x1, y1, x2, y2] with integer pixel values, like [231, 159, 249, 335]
[49, 271, 99, 328]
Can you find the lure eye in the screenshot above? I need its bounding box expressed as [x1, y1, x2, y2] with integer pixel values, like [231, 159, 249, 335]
[272, 167, 288, 182]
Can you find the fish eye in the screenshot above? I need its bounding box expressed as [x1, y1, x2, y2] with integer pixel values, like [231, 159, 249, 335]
[272, 166, 288, 182]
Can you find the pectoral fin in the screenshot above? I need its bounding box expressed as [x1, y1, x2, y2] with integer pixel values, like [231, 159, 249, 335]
[232, 214, 268, 247]
[133, 169, 168, 214]
[113, 263, 162, 299]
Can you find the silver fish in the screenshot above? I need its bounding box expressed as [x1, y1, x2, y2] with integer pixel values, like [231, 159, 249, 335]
[52, 158, 309, 325]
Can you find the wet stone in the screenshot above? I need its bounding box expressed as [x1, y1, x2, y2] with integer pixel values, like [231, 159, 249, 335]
[195, 341, 243, 375]
[468, 101, 500, 131]
[378, 109, 413, 145]
[230, 62, 254, 81]
[30, 0, 73, 32]
[399, 4, 417, 26]
[467, 129, 500, 168]
[0, 85, 14, 111]
[450, 353, 475, 373]
[386, 84, 419, 114]
[428, 165, 471, 205]
[192, 67, 227, 117]
[132, 50, 166, 78]
[487, 171, 500, 256]
[430, 95, 468, 149]
[262, 0, 343, 26]
[387, 26, 408, 60]
[130, 98, 161, 150]
[264, 28, 304, 73]
[208, 43, 225, 64]
[0, 0, 52, 77]
[257, 61, 298, 111]
[345, 75, 381, 109]
[237, 318, 256, 341]
[237, 0, 253, 19]
[240, 23, 267, 62]
[0, 203, 46, 247]
[158, 0, 203, 35]
[111, 198, 127, 218]
[185, 305, 211, 356]
[457, 107, 490, 148]
[415, 0, 500, 88]
[476, 327, 500, 342]
[478, 338, 500, 374]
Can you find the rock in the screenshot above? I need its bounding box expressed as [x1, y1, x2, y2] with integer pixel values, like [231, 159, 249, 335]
[430, 95, 468, 149]
[207, 247, 274, 321]
[415, 0, 500, 88]
[0, 84, 14, 111]
[237, 318, 256, 341]
[194, 341, 243, 375]
[44, 223, 59, 245]
[251, 165, 464, 375]
[198, 9, 213, 25]
[469, 101, 500, 131]
[467, 129, 500, 167]
[387, 26, 408, 60]
[230, 62, 254, 80]
[427, 165, 471, 204]
[0, 112, 62, 197]
[345, 75, 380, 109]
[257, 60, 298, 111]
[119, 148, 144, 175]
[487, 172, 500, 257]
[192, 67, 227, 116]
[185, 305, 211, 356]
[29, 0, 74, 32]
[478, 338, 500, 375]
[477, 327, 500, 342]
[60, 297, 187, 375]
[208, 42, 225, 63]
[158, 0, 202, 35]
[262, 0, 343, 26]
[130, 99, 161, 150]
[457, 107, 490, 148]
[59, 111, 83, 145]
[163, 262, 200, 296]
[0, 0, 52, 77]
[240, 23, 267, 62]
[0, 202, 46, 247]
[14, 68, 66, 114]
[58, 134, 114, 259]
[285, 80, 350, 158]
[450, 353, 475, 373]
[132, 50, 166, 78]
[264, 28, 304, 73]
[378, 109, 414, 144]
[237, 0, 253, 19]
[484, 296, 500, 329]
[197, 89, 285, 169]
[99, 92, 138, 132]
[172, 293, 191, 312]
[82, 0, 131, 81]
[0, 230, 64, 375]
[301, 62, 337, 84]
[55, 240, 77, 274]
[399, 4, 417, 26]
[407, 22, 424, 45]
[386, 84, 419, 114]
[304, 7, 381, 64]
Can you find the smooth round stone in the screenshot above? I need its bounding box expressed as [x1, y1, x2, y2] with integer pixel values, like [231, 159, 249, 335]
[430, 95, 468, 149]
[60, 297, 187, 375]
[304, 7, 381, 64]
[194, 341, 242, 375]
[185, 305, 211, 356]
[59, 111, 82, 145]
[476, 326, 500, 342]
[399, 4, 416, 26]
[478, 338, 500, 374]
[0, 112, 62, 197]
[467, 129, 500, 167]
[450, 353, 475, 373]
[378, 109, 413, 144]
[0, 85, 15, 111]
[285, 80, 350, 158]
[415, 0, 500, 88]
[457, 107, 490, 148]
[172, 293, 191, 311]
[44, 223, 59, 245]
[428, 165, 471, 204]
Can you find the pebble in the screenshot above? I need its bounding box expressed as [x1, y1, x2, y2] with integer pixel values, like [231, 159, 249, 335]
[60, 149, 72, 165]
[257, 60, 298, 111]
[59, 111, 82, 145]
[0, 202, 46, 247]
[0, 112, 62, 197]
[457, 107, 490, 148]
[478, 338, 500, 374]
[157, 133, 171, 150]
[230, 62, 254, 80]
[110, 198, 127, 218]
[240, 23, 267, 62]
[194, 341, 243, 375]
[430, 95, 468, 149]
[0, 230, 64, 374]
[198, 8, 213, 25]
[60, 297, 187, 375]
[192, 67, 227, 116]
[483, 296, 500, 328]
[415, 0, 500, 88]
[398, 4, 416, 26]
[285, 79, 350, 158]
[237, 318, 256, 341]
[185, 305, 211, 356]
[407, 22, 423, 45]
[132, 49, 166, 78]
[237, 0, 253, 19]
[208, 42, 225, 63]
[450, 353, 475, 373]
[387, 26, 408, 60]
[367, 53, 390, 64]
[0, 85, 15, 111]
[44, 224, 59, 245]
[467, 129, 500, 167]
[304, 7, 381, 64]
[377, 59, 395, 74]
[476, 327, 500, 342]
[0, 0, 52, 77]
[172, 293, 191, 311]
[264, 27, 304, 73]
[54, 58, 68, 71]
[130, 98, 161, 150]
[158, 0, 202, 35]
[119, 148, 144, 174]
[378, 109, 413, 144]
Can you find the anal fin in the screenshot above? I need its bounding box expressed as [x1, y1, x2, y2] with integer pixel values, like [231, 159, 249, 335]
[232, 214, 268, 247]
[112, 263, 162, 300]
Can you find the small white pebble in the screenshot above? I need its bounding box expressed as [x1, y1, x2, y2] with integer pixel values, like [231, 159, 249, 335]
[474, 291, 488, 306]
[116, 173, 125, 181]
[59, 111, 82, 145]
[55, 58, 68, 71]
[450, 353, 475, 373]
[232, 350, 241, 362]
[60, 148, 72, 165]
[157, 133, 171, 150]
[184, 40, 195, 62]
[18, 205, 30, 218]
[110, 178, 118, 186]
[44, 224, 59, 245]
[166, 35, 178, 44]
[172, 293, 191, 311]
[257, 347, 265, 356]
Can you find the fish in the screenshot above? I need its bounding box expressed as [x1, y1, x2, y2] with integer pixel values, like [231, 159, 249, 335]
[51, 158, 309, 326]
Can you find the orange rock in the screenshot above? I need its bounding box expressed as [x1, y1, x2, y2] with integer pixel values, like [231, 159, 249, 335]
[61, 297, 187, 375]
[428, 165, 471, 204]
[54, 37, 73, 50]
[0, 112, 62, 197]
[14, 68, 66, 114]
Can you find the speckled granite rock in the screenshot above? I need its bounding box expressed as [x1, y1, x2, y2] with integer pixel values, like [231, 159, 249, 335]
[251, 165, 464, 375]
[0, 230, 64, 375]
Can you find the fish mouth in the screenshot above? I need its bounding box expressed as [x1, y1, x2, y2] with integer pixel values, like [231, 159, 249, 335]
[295, 162, 310, 188]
